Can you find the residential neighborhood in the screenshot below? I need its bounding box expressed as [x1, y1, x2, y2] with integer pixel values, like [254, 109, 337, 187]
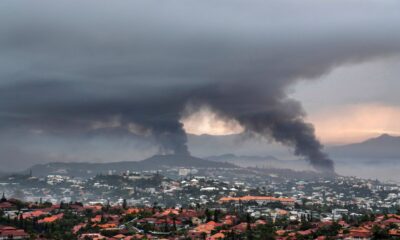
[1, 167, 400, 239]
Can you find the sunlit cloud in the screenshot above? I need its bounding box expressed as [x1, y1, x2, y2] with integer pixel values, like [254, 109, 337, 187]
[182, 103, 400, 144]
[181, 107, 244, 136]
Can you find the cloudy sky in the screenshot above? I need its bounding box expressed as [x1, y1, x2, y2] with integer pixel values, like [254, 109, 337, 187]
[293, 56, 400, 144]
[183, 56, 400, 145]
[1, 0, 400, 171]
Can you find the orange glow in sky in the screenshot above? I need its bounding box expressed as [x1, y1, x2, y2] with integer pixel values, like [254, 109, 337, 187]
[182, 103, 400, 145]
[181, 107, 243, 136]
[308, 103, 400, 144]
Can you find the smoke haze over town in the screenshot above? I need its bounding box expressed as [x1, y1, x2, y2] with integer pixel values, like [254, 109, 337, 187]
[3, 3, 400, 240]
[1, 1, 400, 177]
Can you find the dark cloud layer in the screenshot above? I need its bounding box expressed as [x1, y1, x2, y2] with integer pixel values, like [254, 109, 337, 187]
[1, 0, 400, 172]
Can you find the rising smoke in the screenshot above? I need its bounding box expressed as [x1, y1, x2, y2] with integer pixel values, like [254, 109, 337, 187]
[1, 0, 400, 172]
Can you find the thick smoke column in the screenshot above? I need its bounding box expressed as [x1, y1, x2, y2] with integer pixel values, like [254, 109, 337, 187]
[191, 83, 335, 172]
[148, 120, 189, 156]
[236, 107, 334, 172]
[1, 0, 400, 171]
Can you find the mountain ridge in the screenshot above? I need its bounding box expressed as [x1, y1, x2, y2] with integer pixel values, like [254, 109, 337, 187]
[328, 133, 400, 160]
[28, 154, 236, 178]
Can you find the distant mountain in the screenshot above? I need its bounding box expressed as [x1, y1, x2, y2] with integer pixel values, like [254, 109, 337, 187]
[207, 153, 279, 162]
[206, 153, 281, 168]
[138, 154, 236, 169]
[29, 154, 236, 177]
[205, 153, 312, 170]
[329, 134, 400, 160]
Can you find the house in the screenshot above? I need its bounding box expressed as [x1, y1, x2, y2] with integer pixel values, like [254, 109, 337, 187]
[389, 229, 400, 237]
[91, 215, 102, 223]
[78, 233, 106, 240]
[97, 223, 117, 229]
[0, 226, 29, 240]
[207, 232, 225, 240]
[297, 229, 315, 236]
[275, 229, 286, 236]
[383, 218, 400, 227]
[72, 223, 87, 234]
[346, 227, 372, 240]
[223, 215, 237, 225]
[0, 202, 14, 211]
[232, 222, 255, 233]
[125, 208, 140, 215]
[22, 210, 47, 219]
[188, 221, 222, 239]
[112, 233, 126, 240]
[219, 196, 295, 206]
[38, 213, 64, 224]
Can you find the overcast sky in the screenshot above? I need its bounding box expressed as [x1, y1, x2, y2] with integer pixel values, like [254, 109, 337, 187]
[183, 56, 400, 144]
[1, 0, 400, 170]
[292, 56, 400, 144]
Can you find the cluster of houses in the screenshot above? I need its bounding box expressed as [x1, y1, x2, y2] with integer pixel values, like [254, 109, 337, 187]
[1, 168, 400, 216]
[275, 214, 400, 239]
[219, 196, 295, 206]
[0, 225, 29, 240]
[1, 191, 400, 239]
[1, 169, 400, 239]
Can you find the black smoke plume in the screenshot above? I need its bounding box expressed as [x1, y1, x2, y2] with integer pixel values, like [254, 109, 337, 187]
[1, 0, 400, 172]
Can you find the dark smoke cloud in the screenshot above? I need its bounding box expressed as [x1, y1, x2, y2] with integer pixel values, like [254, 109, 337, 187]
[1, 0, 400, 172]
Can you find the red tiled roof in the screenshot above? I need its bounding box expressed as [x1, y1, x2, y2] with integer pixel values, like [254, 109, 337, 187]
[349, 227, 372, 238]
[113, 233, 126, 239]
[98, 223, 117, 229]
[22, 210, 47, 219]
[0, 226, 29, 238]
[125, 208, 140, 215]
[389, 229, 400, 236]
[73, 223, 86, 234]
[207, 232, 225, 240]
[276, 230, 286, 236]
[91, 215, 102, 223]
[384, 218, 400, 224]
[38, 213, 64, 224]
[0, 202, 14, 209]
[219, 196, 295, 203]
[297, 229, 314, 235]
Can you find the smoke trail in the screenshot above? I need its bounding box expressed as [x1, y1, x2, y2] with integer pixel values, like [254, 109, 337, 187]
[190, 85, 335, 172]
[237, 108, 334, 172]
[1, 0, 400, 171]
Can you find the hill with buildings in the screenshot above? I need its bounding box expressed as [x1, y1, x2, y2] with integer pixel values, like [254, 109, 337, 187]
[28, 154, 236, 177]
